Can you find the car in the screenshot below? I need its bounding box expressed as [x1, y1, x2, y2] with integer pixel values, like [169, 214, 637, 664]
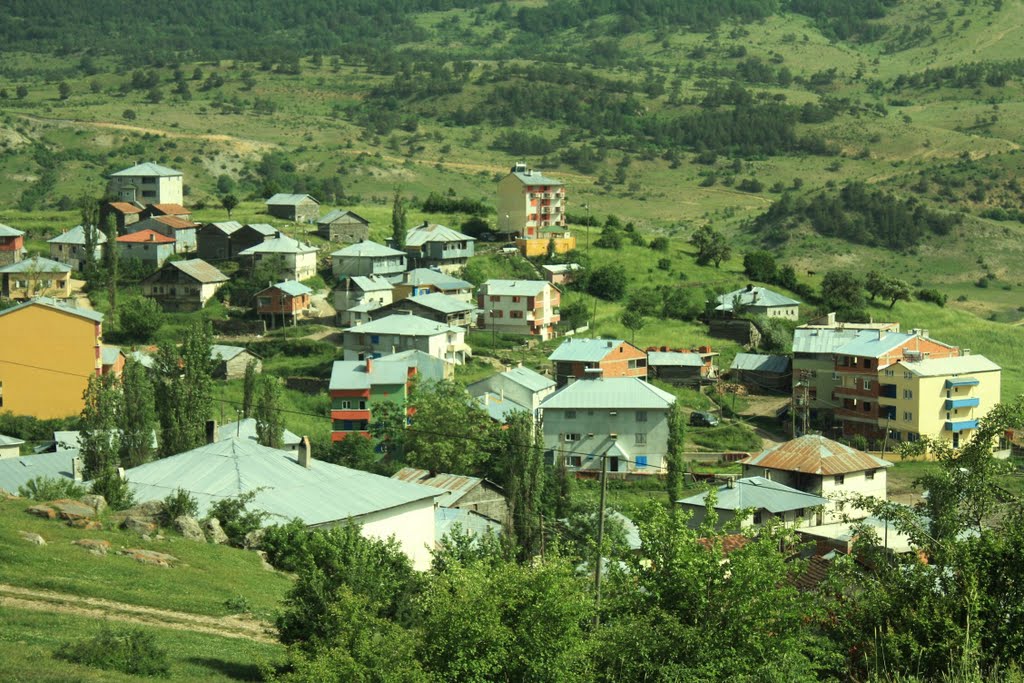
[689, 411, 720, 427]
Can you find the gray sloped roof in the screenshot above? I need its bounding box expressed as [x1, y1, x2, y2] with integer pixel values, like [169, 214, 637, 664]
[647, 351, 704, 367]
[266, 193, 318, 206]
[548, 338, 631, 363]
[508, 169, 564, 186]
[730, 353, 790, 374]
[101, 346, 122, 366]
[542, 263, 581, 274]
[0, 223, 24, 237]
[482, 279, 550, 297]
[110, 162, 182, 177]
[477, 393, 531, 422]
[211, 345, 257, 362]
[0, 255, 72, 274]
[320, 209, 370, 225]
[376, 350, 451, 382]
[329, 359, 410, 391]
[347, 275, 394, 292]
[897, 354, 1000, 377]
[401, 292, 473, 315]
[0, 451, 78, 492]
[262, 280, 312, 297]
[715, 286, 800, 311]
[346, 313, 461, 336]
[405, 223, 475, 246]
[0, 433, 25, 447]
[201, 221, 243, 235]
[47, 225, 108, 245]
[540, 377, 675, 410]
[403, 268, 472, 290]
[677, 476, 829, 513]
[792, 328, 879, 355]
[217, 418, 301, 448]
[168, 259, 229, 283]
[435, 507, 502, 543]
[500, 365, 556, 392]
[244, 223, 279, 236]
[237, 234, 316, 256]
[832, 331, 917, 358]
[124, 437, 440, 525]
[332, 240, 405, 258]
[0, 296, 103, 324]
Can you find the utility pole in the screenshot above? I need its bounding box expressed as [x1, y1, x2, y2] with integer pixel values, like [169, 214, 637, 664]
[584, 203, 591, 254]
[593, 452, 609, 628]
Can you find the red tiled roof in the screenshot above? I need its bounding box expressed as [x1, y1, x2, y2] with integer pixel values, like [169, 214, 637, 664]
[793, 555, 833, 592]
[108, 202, 143, 214]
[152, 215, 198, 230]
[117, 229, 175, 244]
[149, 203, 190, 215]
[743, 435, 891, 476]
[696, 534, 751, 555]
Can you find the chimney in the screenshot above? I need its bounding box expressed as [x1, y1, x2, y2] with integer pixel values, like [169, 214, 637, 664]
[117, 466, 126, 480]
[365, 356, 373, 373]
[726, 476, 735, 489]
[72, 457, 83, 482]
[298, 436, 312, 468]
[746, 283, 754, 292]
[205, 419, 218, 444]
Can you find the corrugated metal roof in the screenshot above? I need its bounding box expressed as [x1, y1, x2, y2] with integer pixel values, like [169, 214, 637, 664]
[0, 451, 78, 492]
[200, 221, 243, 235]
[266, 193, 319, 206]
[346, 313, 461, 336]
[542, 263, 581, 274]
[377, 350, 451, 382]
[0, 433, 25, 447]
[125, 437, 440, 525]
[548, 338, 630, 363]
[792, 328, 879, 355]
[218, 418, 301, 447]
[391, 467, 496, 506]
[238, 234, 316, 255]
[47, 225, 108, 245]
[264, 280, 312, 297]
[332, 240, 405, 258]
[168, 259, 229, 283]
[402, 292, 473, 314]
[245, 223, 279, 236]
[0, 256, 71, 274]
[743, 435, 892, 476]
[476, 393, 531, 422]
[319, 209, 369, 225]
[648, 351, 704, 367]
[715, 286, 800, 311]
[482, 279, 550, 297]
[101, 346, 122, 366]
[540, 377, 675, 410]
[347, 275, 394, 292]
[897, 355, 1000, 377]
[832, 331, 916, 358]
[329, 359, 409, 391]
[403, 268, 472, 289]
[500, 365, 555, 392]
[116, 229, 176, 244]
[0, 297, 103, 323]
[0, 223, 24, 237]
[508, 169, 564, 186]
[677, 476, 828, 513]
[110, 162, 182, 177]
[211, 345, 254, 362]
[730, 353, 790, 373]
[405, 224, 475, 247]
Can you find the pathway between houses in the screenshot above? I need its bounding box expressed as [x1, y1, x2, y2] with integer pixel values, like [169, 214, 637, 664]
[0, 583, 276, 644]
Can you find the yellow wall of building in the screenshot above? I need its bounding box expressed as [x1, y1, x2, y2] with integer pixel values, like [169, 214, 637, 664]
[0, 305, 101, 418]
[5, 274, 72, 300]
[882, 364, 1000, 445]
[515, 236, 577, 257]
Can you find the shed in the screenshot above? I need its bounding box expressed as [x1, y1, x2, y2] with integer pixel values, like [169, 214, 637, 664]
[265, 193, 320, 223]
[392, 467, 508, 525]
[729, 353, 792, 393]
[317, 209, 371, 243]
[210, 345, 262, 380]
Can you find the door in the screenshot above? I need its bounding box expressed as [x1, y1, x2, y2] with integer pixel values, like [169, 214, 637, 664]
[610, 457, 620, 473]
[953, 432, 960, 448]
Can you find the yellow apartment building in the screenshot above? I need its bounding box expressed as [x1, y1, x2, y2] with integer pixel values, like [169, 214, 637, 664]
[0, 298, 103, 419]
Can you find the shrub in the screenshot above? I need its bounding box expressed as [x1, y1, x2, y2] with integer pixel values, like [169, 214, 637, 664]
[689, 423, 762, 452]
[261, 518, 312, 571]
[117, 296, 164, 341]
[649, 236, 670, 251]
[17, 476, 88, 501]
[90, 467, 136, 511]
[916, 288, 947, 307]
[657, 258, 672, 271]
[56, 625, 169, 677]
[208, 490, 268, 546]
[161, 488, 199, 525]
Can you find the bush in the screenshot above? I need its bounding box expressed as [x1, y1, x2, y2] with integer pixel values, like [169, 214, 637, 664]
[208, 490, 268, 546]
[117, 296, 164, 341]
[916, 288, 947, 307]
[649, 236, 670, 251]
[17, 475, 88, 501]
[261, 518, 312, 571]
[657, 258, 672, 271]
[90, 467, 136, 511]
[586, 264, 627, 301]
[161, 488, 199, 525]
[56, 625, 170, 677]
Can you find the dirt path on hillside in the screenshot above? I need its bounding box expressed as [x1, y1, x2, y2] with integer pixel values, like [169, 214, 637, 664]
[0, 583, 276, 644]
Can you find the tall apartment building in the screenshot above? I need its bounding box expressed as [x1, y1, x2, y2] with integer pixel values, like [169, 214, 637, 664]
[496, 163, 566, 239]
[477, 279, 561, 341]
[108, 162, 184, 206]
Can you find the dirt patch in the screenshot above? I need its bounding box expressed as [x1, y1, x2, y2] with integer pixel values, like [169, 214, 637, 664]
[0, 583, 276, 644]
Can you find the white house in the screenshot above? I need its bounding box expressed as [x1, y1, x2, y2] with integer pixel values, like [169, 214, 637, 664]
[334, 275, 395, 327]
[343, 314, 470, 364]
[715, 284, 800, 319]
[476, 279, 561, 341]
[677, 476, 829, 530]
[108, 162, 184, 206]
[47, 225, 107, 272]
[237, 233, 318, 282]
[467, 364, 556, 423]
[331, 240, 407, 279]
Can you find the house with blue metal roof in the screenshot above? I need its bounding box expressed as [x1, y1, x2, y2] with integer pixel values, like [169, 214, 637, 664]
[468, 364, 556, 424]
[47, 225, 107, 272]
[678, 476, 829, 530]
[548, 337, 647, 387]
[715, 284, 800, 320]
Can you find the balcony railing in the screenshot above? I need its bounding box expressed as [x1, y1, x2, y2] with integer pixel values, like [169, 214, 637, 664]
[945, 397, 980, 410]
[945, 419, 979, 433]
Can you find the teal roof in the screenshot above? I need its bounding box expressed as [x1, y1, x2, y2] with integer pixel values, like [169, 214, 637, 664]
[264, 280, 312, 297]
[47, 225, 108, 245]
[348, 275, 394, 292]
[897, 355, 1000, 377]
[0, 296, 103, 323]
[405, 223, 475, 247]
[0, 255, 71, 274]
[477, 393, 531, 422]
[110, 162, 182, 177]
[0, 224, 24, 237]
[508, 168, 564, 186]
[211, 345, 256, 362]
[0, 451, 78, 492]
[647, 352, 704, 367]
[549, 338, 631, 363]
[0, 433, 25, 447]
[715, 286, 800, 311]
[404, 268, 472, 290]
[332, 240, 405, 258]
[238, 234, 316, 255]
[731, 353, 790, 373]
[500, 365, 555, 393]
[541, 377, 675, 410]
[793, 328, 880, 355]
[483, 279, 550, 297]
[677, 476, 828, 513]
[245, 223, 278, 236]
[376, 350, 450, 382]
[125, 437, 440, 525]
[346, 313, 462, 336]
[101, 346, 122, 366]
[218, 418, 301, 448]
[402, 292, 473, 314]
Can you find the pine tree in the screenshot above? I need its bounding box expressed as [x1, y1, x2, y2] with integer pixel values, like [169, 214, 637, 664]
[79, 373, 123, 479]
[120, 358, 156, 467]
[390, 188, 407, 249]
[254, 375, 284, 448]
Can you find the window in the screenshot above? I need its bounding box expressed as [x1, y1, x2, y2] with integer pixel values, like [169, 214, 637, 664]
[635, 411, 648, 423]
[865, 469, 876, 480]
[753, 511, 763, 524]
[903, 388, 913, 399]
[834, 474, 845, 485]
[884, 369, 894, 377]
[512, 296, 520, 303]
[904, 371, 913, 379]
[510, 310, 523, 319]
[568, 456, 582, 467]
[903, 411, 913, 421]
[566, 410, 577, 420]
[863, 379, 872, 390]
[863, 401, 871, 412]
[564, 433, 581, 442]
[489, 295, 500, 302]
[634, 433, 646, 446]
[370, 335, 380, 344]
[795, 508, 805, 518]
[831, 372, 840, 381]
[862, 358, 872, 369]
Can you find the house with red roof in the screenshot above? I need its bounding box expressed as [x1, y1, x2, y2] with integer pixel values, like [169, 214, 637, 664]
[116, 229, 176, 267]
[126, 215, 199, 254]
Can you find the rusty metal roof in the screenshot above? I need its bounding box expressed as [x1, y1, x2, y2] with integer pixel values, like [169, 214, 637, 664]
[743, 435, 892, 475]
[391, 467, 501, 505]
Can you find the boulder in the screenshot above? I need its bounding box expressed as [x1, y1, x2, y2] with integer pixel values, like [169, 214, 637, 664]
[203, 518, 229, 545]
[26, 505, 56, 520]
[73, 539, 111, 556]
[18, 531, 45, 545]
[256, 549, 276, 572]
[243, 528, 265, 549]
[67, 519, 104, 531]
[174, 516, 205, 542]
[121, 515, 158, 535]
[50, 499, 95, 521]
[1, 487, 19, 500]
[118, 548, 178, 567]
[79, 494, 108, 515]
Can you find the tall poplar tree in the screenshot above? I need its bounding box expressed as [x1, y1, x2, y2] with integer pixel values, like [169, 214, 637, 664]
[665, 400, 686, 506]
[155, 323, 214, 457]
[120, 358, 156, 467]
[254, 375, 284, 448]
[79, 372, 123, 479]
[390, 188, 407, 249]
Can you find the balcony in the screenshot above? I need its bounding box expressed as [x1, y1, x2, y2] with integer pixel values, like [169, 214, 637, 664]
[834, 385, 876, 399]
[945, 397, 980, 410]
[835, 408, 880, 425]
[945, 419, 979, 433]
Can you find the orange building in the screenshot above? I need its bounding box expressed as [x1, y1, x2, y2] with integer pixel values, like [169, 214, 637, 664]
[0, 224, 25, 266]
[497, 163, 567, 239]
[255, 280, 313, 327]
[0, 298, 104, 419]
[548, 338, 647, 388]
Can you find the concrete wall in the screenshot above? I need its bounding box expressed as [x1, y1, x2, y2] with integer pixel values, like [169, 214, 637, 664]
[332, 254, 406, 279]
[345, 498, 436, 572]
[542, 406, 670, 473]
[468, 372, 555, 413]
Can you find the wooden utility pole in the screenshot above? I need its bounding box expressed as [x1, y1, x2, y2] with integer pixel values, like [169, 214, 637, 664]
[593, 453, 609, 628]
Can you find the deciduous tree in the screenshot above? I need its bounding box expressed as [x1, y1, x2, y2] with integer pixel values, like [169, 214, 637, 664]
[120, 358, 156, 467]
[255, 375, 285, 449]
